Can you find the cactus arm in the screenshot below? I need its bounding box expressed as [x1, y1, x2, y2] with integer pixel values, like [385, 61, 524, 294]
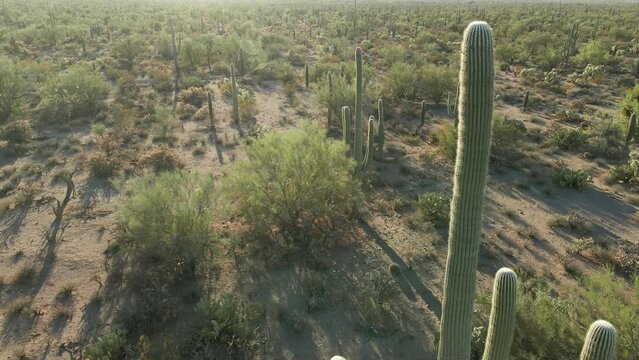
[377, 98, 384, 159]
[362, 116, 374, 172]
[481, 268, 517, 360]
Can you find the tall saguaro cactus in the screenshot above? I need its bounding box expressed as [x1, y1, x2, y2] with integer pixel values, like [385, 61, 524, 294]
[626, 113, 637, 144]
[342, 106, 352, 152]
[481, 268, 517, 360]
[305, 61, 309, 88]
[354, 47, 363, 175]
[328, 71, 333, 127]
[230, 63, 239, 125]
[437, 21, 495, 360]
[579, 320, 617, 360]
[522, 90, 530, 112]
[362, 116, 375, 172]
[207, 92, 216, 133]
[376, 99, 384, 159]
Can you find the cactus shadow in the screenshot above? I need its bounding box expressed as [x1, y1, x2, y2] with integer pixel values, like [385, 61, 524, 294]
[360, 219, 442, 318]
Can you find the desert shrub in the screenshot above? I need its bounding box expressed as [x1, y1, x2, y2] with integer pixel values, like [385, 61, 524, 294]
[176, 102, 198, 120]
[574, 40, 612, 66]
[194, 294, 261, 353]
[552, 162, 592, 190]
[222, 121, 360, 250]
[150, 105, 177, 141]
[113, 35, 145, 68]
[38, 66, 110, 121]
[157, 36, 174, 60]
[432, 122, 457, 161]
[149, 67, 174, 93]
[491, 113, 526, 165]
[606, 151, 639, 183]
[379, 44, 410, 66]
[384, 62, 418, 100]
[83, 326, 128, 360]
[117, 72, 138, 97]
[116, 171, 217, 324]
[585, 118, 626, 159]
[89, 152, 121, 178]
[619, 84, 639, 118]
[547, 126, 586, 150]
[549, 211, 591, 235]
[318, 74, 374, 123]
[0, 119, 33, 146]
[137, 145, 184, 173]
[416, 192, 450, 228]
[0, 56, 28, 123]
[179, 39, 205, 73]
[419, 64, 456, 104]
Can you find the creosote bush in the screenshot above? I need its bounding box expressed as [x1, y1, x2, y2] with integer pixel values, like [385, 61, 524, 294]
[222, 121, 360, 250]
[38, 66, 110, 121]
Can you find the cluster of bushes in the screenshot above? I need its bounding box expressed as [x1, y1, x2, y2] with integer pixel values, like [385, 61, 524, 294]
[383, 63, 456, 103]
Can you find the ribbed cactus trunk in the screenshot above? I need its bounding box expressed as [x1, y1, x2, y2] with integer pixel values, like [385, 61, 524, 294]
[376, 99, 384, 159]
[626, 113, 636, 144]
[447, 91, 452, 116]
[579, 320, 617, 360]
[230, 63, 239, 125]
[342, 106, 352, 154]
[362, 116, 374, 172]
[305, 61, 309, 88]
[437, 21, 495, 360]
[354, 47, 363, 176]
[207, 92, 215, 133]
[328, 71, 333, 127]
[481, 268, 517, 360]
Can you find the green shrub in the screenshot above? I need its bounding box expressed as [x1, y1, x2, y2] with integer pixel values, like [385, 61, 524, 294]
[416, 192, 451, 228]
[0, 56, 28, 123]
[113, 35, 145, 68]
[574, 40, 612, 66]
[0, 119, 33, 145]
[552, 162, 592, 190]
[39, 66, 110, 121]
[222, 121, 360, 250]
[83, 326, 128, 360]
[619, 84, 639, 118]
[606, 151, 639, 183]
[384, 62, 419, 100]
[491, 113, 526, 164]
[419, 64, 456, 104]
[547, 126, 586, 150]
[433, 122, 457, 161]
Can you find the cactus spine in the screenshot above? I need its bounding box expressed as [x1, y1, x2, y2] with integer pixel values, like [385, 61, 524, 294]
[376, 99, 384, 159]
[626, 113, 637, 144]
[579, 320, 617, 360]
[328, 71, 333, 127]
[522, 90, 530, 112]
[342, 106, 352, 153]
[481, 268, 517, 360]
[437, 22, 495, 360]
[305, 61, 309, 88]
[207, 92, 215, 133]
[230, 63, 239, 125]
[362, 116, 374, 171]
[354, 47, 363, 176]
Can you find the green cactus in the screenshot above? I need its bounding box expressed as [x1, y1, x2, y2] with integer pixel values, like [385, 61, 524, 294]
[354, 47, 363, 176]
[437, 21, 495, 360]
[447, 91, 452, 116]
[625, 113, 637, 144]
[523, 90, 530, 112]
[230, 63, 239, 125]
[328, 71, 333, 127]
[342, 106, 352, 152]
[376, 99, 384, 160]
[579, 320, 617, 360]
[362, 116, 374, 172]
[207, 92, 215, 133]
[305, 61, 309, 88]
[481, 268, 517, 360]
[420, 99, 426, 128]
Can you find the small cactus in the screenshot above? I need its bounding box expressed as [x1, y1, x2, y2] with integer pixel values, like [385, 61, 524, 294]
[230, 63, 239, 125]
[481, 268, 517, 360]
[579, 320, 617, 360]
[523, 90, 530, 112]
[327, 71, 333, 127]
[420, 100, 427, 128]
[207, 92, 215, 133]
[305, 61, 309, 88]
[625, 113, 637, 144]
[342, 106, 352, 153]
[376, 99, 384, 159]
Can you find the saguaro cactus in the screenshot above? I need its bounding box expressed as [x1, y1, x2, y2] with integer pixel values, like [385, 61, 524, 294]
[522, 90, 530, 112]
[625, 113, 637, 144]
[481, 268, 517, 360]
[579, 320, 617, 360]
[437, 21, 495, 360]
[420, 99, 427, 128]
[342, 106, 352, 152]
[328, 71, 333, 127]
[305, 61, 309, 88]
[447, 91, 452, 116]
[376, 99, 384, 159]
[362, 116, 375, 172]
[207, 92, 215, 133]
[230, 63, 239, 125]
[354, 47, 363, 175]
